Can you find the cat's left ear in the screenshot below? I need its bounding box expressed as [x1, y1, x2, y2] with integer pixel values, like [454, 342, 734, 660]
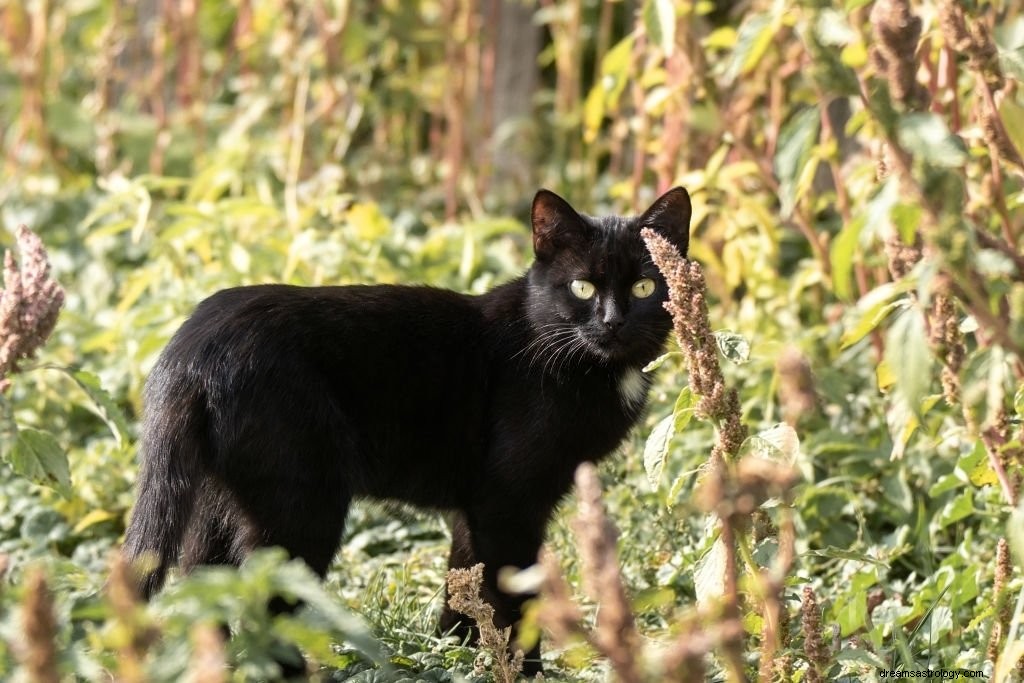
[639, 187, 691, 257]
[531, 189, 586, 261]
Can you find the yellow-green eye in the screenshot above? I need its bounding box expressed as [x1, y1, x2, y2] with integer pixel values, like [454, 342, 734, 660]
[569, 279, 596, 300]
[631, 278, 656, 298]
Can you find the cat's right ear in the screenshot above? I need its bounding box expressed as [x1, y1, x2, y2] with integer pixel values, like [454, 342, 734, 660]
[531, 189, 583, 260]
[639, 186, 691, 257]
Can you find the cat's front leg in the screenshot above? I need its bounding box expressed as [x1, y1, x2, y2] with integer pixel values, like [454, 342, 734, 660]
[440, 510, 545, 676]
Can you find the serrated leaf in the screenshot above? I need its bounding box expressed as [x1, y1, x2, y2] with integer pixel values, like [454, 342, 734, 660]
[897, 113, 968, 168]
[8, 428, 71, 498]
[67, 369, 131, 446]
[644, 414, 675, 490]
[714, 330, 750, 364]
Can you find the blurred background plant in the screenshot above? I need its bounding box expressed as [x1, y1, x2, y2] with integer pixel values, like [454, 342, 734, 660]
[1, 0, 1024, 679]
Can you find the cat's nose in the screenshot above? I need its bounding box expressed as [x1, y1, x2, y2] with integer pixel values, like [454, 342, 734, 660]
[603, 309, 625, 331]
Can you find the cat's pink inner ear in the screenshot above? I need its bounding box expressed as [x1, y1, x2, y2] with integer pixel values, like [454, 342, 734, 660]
[531, 189, 579, 258]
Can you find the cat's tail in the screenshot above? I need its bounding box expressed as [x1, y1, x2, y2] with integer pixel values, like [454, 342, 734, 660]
[122, 380, 207, 599]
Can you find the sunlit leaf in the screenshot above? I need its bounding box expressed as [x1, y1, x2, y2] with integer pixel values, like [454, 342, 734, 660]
[885, 307, 932, 414]
[7, 428, 71, 498]
[714, 330, 750, 364]
[897, 113, 968, 168]
[644, 0, 676, 55]
[644, 414, 675, 490]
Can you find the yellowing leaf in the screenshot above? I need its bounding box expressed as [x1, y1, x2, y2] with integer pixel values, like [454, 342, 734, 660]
[73, 509, 117, 534]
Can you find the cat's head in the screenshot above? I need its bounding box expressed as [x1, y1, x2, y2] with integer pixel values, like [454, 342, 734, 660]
[525, 187, 691, 369]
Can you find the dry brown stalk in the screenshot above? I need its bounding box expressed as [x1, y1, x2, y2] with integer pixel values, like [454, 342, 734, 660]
[185, 623, 228, 683]
[776, 348, 817, 425]
[107, 553, 158, 683]
[20, 568, 60, 683]
[573, 462, 643, 683]
[987, 538, 1013, 661]
[869, 0, 928, 110]
[446, 563, 524, 683]
[0, 225, 65, 393]
[800, 586, 830, 683]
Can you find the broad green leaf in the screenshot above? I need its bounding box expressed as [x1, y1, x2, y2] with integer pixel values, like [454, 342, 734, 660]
[726, 12, 775, 83]
[714, 330, 750, 364]
[750, 423, 801, 463]
[67, 369, 131, 447]
[774, 106, 821, 218]
[897, 113, 968, 168]
[8, 428, 71, 498]
[831, 216, 865, 301]
[885, 307, 931, 414]
[999, 46, 1024, 82]
[644, 0, 676, 55]
[841, 298, 906, 349]
[694, 535, 727, 608]
[937, 489, 975, 528]
[644, 414, 675, 490]
[673, 386, 696, 432]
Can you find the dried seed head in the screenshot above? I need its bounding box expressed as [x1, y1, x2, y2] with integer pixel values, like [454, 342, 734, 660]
[21, 568, 60, 683]
[777, 347, 817, 425]
[801, 586, 829, 681]
[186, 623, 227, 683]
[0, 226, 65, 393]
[642, 228, 748, 452]
[869, 0, 928, 109]
[446, 563, 523, 682]
[572, 463, 642, 678]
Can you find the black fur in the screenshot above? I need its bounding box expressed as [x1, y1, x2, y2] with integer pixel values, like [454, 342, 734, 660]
[122, 187, 691, 674]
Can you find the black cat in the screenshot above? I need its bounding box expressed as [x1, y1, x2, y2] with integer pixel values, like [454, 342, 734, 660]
[122, 187, 691, 675]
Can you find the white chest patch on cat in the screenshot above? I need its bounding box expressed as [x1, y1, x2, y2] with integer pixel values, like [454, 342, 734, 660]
[618, 368, 648, 408]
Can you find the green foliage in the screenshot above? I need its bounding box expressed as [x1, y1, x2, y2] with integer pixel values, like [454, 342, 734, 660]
[1, 0, 1024, 680]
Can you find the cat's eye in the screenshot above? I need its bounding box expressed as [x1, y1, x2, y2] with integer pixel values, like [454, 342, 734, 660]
[569, 279, 596, 300]
[631, 278, 656, 298]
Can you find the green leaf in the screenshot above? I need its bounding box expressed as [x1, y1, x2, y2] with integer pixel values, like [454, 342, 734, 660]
[884, 307, 931, 414]
[643, 351, 682, 373]
[999, 46, 1024, 82]
[694, 535, 727, 608]
[937, 489, 975, 528]
[998, 96, 1024, 167]
[714, 330, 750, 364]
[644, 414, 675, 490]
[66, 369, 131, 447]
[897, 113, 968, 168]
[726, 11, 776, 83]
[831, 216, 865, 301]
[774, 106, 821, 218]
[804, 547, 885, 565]
[8, 428, 71, 498]
[673, 386, 696, 432]
[841, 298, 906, 349]
[644, 0, 676, 55]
